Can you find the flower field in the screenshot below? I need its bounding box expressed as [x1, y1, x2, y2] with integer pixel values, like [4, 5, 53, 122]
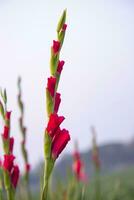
[0, 7, 134, 200]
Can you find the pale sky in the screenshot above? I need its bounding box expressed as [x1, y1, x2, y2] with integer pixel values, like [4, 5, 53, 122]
[0, 0, 134, 169]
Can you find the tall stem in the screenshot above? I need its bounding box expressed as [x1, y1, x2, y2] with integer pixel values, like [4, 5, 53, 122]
[41, 159, 54, 200]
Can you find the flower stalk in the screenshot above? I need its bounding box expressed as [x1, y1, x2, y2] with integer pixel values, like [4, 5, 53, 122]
[0, 89, 20, 200]
[91, 126, 101, 200]
[41, 9, 70, 200]
[17, 77, 31, 199]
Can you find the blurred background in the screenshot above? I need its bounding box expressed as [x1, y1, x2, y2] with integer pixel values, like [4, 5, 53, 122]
[0, 0, 134, 177]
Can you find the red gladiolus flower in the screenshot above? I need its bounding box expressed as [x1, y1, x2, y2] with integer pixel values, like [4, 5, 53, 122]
[11, 165, 20, 188]
[2, 126, 9, 139]
[57, 60, 65, 74]
[5, 111, 11, 120]
[47, 76, 57, 97]
[3, 154, 15, 172]
[46, 113, 65, 138]
[51, 129, 70, 159]
[52, 40, 60, 54]
[73, 159, 82, 179]
[54, 93, 61, 113]
[25, 163, 31, 172]
[62, 24, 67, 31]
[9, 137, 14, 153]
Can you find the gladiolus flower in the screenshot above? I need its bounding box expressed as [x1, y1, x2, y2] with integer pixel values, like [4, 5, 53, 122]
[5, 111, 11, 120]
[3, 154, 15, 172]
[51, 129, 70, 159]
[25, 163, 31, 172]
[62, 24, 67, 31]
[57, 60, 65, 74]
[46, 113, 65, 138]
[2, 126, 9, 139]
[11, 165, 20, 188]
[47, 76, 57, 97]
[52, 40, 60, 54]
[9, 137, 14, 153]
[54, 93, 61, 113]
[73, 159, 82, 179]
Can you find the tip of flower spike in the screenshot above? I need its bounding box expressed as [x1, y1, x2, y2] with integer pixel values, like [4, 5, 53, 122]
[57, 9, 67, 33]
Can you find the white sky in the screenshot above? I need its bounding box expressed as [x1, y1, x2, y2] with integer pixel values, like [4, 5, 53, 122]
[0, 0, 134, 168]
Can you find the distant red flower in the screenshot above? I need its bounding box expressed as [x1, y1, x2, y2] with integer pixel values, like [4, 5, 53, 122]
[2, 126, 9, 139]
[47, 76, 57, 97]
[5, 111, 11, 120]
[25, 163, 31, 172]
[11, 165, 20, 188]
[52, 40, 60, 54]
[73, 159, 82, 179]
[54, 93, 61, 113]
[46, 113, 65, 138]
[57, 60, 65, 74]
[9, 137, 14, 153]
[3, 154, 15, 172]
[51, 129, 70, 159]
[62, 24, 67, 31]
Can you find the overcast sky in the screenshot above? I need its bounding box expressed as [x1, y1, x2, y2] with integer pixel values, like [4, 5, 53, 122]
[0, 0, 134, 169]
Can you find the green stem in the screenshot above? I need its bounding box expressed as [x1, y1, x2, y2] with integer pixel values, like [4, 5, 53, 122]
[41, 159, 54, 200]
[95, 168, 101, 200]
[0, 189, 2, 200]
[7, 189, 13, 200]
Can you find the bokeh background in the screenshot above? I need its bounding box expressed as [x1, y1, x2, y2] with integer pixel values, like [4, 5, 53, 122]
[0, 0, 134, 170]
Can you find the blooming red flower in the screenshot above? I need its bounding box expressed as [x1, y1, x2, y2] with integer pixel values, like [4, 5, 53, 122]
[62, 24, 67, 31]
[51, 129, 70, 159]
[11, 165, 20, 188]
[57, 60, 65, 74]
[46, 76, 57, 97]
[3, 154, 15, 172]
[5, 111, 11, 120]
[2, 126, 9, 139]
[54, 93, 61, 113]
[25, 163, 31, 172]
[9, 137, 14, 153]
[46, 113, 65, 138]
[52, 40, 60, 54]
